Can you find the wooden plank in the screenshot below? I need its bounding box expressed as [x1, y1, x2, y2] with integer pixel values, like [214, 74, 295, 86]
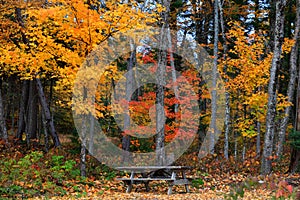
[117, 178, 174, 181]
[172, 179, 191, 185]
[121, 179, 149, 184]
[182, 171, 190, 192]
[116, 166, 192, 172]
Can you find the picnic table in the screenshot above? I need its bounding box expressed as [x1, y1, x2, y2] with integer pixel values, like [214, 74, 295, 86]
[116, 166, 192, 195]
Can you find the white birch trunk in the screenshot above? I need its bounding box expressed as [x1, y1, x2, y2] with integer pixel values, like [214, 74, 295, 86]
[276, 0, 300, 157]
[209, 0, 219, 154]
[218, 0, 230, 159]
[261, 0, 287, 175]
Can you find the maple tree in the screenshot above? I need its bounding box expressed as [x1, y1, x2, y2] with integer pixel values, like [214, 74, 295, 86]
[0, 0, 152, 144]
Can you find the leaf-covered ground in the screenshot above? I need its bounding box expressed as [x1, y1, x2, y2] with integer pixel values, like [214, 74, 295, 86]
[1, 135, 299, 199]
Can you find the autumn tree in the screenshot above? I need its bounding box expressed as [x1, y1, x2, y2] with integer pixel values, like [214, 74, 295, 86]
[261, 0, 287, 175]
[277, 0, 300, 157]
[0, 0, 151, 150]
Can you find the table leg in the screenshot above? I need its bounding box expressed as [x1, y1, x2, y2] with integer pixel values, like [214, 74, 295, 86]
[141, 172, 150, 192]
[144, 181, 150, 192]
[167, 171, 177, 195]
[126, 184, 133, 193]
[126, 171, 135, 193]
[167, 183, 173, 195]
[181, 171, 190, 193]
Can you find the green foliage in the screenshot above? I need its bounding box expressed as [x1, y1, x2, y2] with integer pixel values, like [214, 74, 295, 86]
[130, 137, 154, 153]
[101, 165, 117, 180]
[191, 178, 204, 189]
[224, 184, 245, 200]
[172, 0, 183, 8]
[0, 151, 82, 198]
[223, 178, 260, 200]
[288, 130, 300, 150]
[51, 155, 64, 166]
[50, 155, 80, 183]
[0, 185, 23, 196]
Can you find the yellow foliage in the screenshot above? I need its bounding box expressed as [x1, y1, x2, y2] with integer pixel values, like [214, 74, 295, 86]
[0, 0, 155, 114]
[221, 21, 291, 138]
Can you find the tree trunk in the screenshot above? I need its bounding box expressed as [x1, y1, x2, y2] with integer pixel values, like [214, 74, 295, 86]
[36, 78, 60, 147]
[80, 115, 87, 177]
[16, 80, 29, 140]
[0, 80, 8, 143]
[167, 29, 179, 114]
[288, 11, 300, 171]
[277, 0, 300, 157]
[288, 147, 300, 173]
[15, 8, 31, 141]
[256, 121, 261, 158]
[209, 0, 219, 154]
[26, 80, 38, 140]
[41, 111, 49, 152]
[155, 0, 170, 166]
[121, 39, 136, 163]
[88, 112, 95, 154]
[10, 77, 16, 135]
[261, 0, 287, 175]
[219, 0, 230, 160]
[234, 131, 238, 160]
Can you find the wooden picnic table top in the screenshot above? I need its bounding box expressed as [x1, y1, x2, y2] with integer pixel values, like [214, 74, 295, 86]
[116, 165, 193, 195]
[116, 166, 192, 172]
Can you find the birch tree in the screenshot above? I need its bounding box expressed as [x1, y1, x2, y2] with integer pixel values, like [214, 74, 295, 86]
[288, 80, 300, 173]
[209, 0, 219, 154]
[277, 0, 300, 157]
[218, 0, 230, 159]
[156, 0, 170, 165]
[121, 40, 136, 163]
[261, 0, 287, 175]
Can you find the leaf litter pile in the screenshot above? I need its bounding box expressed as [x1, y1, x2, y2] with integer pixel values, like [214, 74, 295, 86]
[0, 137, 299, 199]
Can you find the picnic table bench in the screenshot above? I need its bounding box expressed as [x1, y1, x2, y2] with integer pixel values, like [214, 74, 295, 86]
[116, 166, 192, 195]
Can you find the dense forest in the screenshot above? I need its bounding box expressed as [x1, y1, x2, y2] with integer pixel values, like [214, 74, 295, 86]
[0, 0, 300, 199]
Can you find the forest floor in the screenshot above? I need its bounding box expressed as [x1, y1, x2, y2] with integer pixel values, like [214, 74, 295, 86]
[0, 135, 299, 199]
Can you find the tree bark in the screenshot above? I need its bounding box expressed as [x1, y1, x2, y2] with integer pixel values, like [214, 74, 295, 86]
[41, 111, 49, 152]
[36, 78, 61, 147]
[88, 112, 95, 154]
[16, 80, 29, 140]
[0, 80, 8, 143]
[80, 114, 87, 177]
[26, 80, 38, 140]
[155, 0, 170, 166]
[219, 0, 230, 159]
[277, 0, 300, 157]
[261, 0, 287, 175]
[121, 39, 136, 163]
[288, 119, 300, 173]
[208, 0, 219, 154]
[288, 9, 300, 171]
[256, 121, 261, 158]
[10, 77, 16, 135]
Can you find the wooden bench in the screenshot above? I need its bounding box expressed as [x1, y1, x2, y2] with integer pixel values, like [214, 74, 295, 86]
[116, 166, 192, 195]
